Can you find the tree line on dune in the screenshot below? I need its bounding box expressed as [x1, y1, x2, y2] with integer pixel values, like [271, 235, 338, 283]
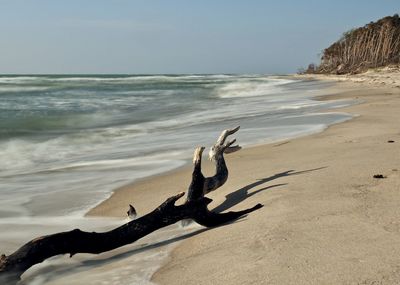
[302, 14, 400, 75]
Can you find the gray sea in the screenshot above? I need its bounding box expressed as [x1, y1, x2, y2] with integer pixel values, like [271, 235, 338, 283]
[0, 74, 355, 284]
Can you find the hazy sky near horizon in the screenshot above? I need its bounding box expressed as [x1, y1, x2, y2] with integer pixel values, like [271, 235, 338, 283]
[0, 0, 399, 74]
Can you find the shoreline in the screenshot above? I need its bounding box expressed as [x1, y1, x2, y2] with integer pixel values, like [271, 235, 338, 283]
[86, 77, 367, 218]
[86, 81, 358, 218]
[84, 71, 400, 284]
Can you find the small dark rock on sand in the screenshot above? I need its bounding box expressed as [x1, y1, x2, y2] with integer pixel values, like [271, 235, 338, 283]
[373, 174, 386, 179]
[387, 140, 395, 143]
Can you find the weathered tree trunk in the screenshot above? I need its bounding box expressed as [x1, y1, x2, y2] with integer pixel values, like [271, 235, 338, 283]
[0, 127, 262, 284]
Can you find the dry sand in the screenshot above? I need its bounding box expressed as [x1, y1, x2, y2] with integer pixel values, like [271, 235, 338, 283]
[299, 65, 400, 87]
[89, 70, 400, 285]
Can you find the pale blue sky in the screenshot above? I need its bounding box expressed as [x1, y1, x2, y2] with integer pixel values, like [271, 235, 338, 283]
[0, 0, 399, 74]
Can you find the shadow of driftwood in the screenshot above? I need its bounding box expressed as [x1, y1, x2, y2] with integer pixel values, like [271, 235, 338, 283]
[212, 167, 327, 213]
[83, 228, 209, 267]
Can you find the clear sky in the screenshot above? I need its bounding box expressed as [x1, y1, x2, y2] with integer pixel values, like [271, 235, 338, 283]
[0, 0, 399, 74]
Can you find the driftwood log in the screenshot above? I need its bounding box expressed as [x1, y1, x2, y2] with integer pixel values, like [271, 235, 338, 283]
[0, 127, 262, 284]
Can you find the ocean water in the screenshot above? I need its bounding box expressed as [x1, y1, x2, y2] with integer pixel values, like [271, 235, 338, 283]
[0, 74, 355, 284]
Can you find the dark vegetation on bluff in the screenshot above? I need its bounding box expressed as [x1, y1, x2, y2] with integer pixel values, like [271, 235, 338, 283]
[303, 14, 400, 74]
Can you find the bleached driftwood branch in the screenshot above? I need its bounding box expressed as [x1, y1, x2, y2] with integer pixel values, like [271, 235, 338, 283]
[187, 126, 241, 201]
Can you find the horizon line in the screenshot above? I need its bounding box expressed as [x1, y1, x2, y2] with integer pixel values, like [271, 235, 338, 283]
[0, 72, 283, 76]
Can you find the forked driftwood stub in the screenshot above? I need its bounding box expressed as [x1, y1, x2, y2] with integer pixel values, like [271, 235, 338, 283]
[187, 125, 242, 201]
[0, 126, 263, 284]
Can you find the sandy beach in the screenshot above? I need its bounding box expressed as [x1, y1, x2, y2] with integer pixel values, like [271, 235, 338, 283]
[2, 3, 400, 284]
[86, 70, 400, 284]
